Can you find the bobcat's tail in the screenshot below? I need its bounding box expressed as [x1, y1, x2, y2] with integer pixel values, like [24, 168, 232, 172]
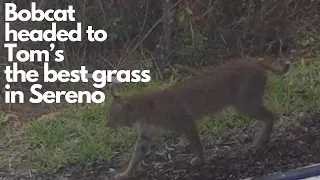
[258, 57, 291, 75]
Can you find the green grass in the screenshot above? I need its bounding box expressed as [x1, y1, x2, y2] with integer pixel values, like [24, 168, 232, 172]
[27, 103, 137, 171]
[25, 58, 320, 173]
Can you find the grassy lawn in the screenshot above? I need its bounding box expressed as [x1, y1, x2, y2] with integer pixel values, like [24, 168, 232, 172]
[1, 58, 320, 174]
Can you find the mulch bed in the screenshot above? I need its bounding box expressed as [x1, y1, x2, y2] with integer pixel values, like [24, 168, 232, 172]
[32, 111, 320, 180]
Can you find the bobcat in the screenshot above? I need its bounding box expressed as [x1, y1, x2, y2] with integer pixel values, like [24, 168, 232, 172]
[108, 56, 291, 180]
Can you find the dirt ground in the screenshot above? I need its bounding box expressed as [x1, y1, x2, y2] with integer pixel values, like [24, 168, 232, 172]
[11, 110, 314, 180]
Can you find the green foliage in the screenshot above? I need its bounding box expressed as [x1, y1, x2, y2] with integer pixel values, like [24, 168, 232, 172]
[0, 111, 4, 129]
[28, 103, 137, 172]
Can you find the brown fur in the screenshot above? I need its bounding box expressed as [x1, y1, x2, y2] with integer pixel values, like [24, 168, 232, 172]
[108, 56, 291, 180]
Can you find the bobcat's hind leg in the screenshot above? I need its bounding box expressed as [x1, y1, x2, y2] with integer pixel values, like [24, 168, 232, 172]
[180, 121, 205, 166]
[235, 104, 278, 148]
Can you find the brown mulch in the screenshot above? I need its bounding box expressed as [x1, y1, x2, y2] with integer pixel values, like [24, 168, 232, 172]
[5, 111, 320, 180]
[131, 111, 320, 180]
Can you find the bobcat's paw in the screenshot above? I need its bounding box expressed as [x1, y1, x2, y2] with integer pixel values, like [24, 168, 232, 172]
[190, 157, 205, 166]
[115, 172, 129, 180]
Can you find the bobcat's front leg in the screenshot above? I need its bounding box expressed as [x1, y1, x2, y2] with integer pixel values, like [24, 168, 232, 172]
[115, 125, 154, 180]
